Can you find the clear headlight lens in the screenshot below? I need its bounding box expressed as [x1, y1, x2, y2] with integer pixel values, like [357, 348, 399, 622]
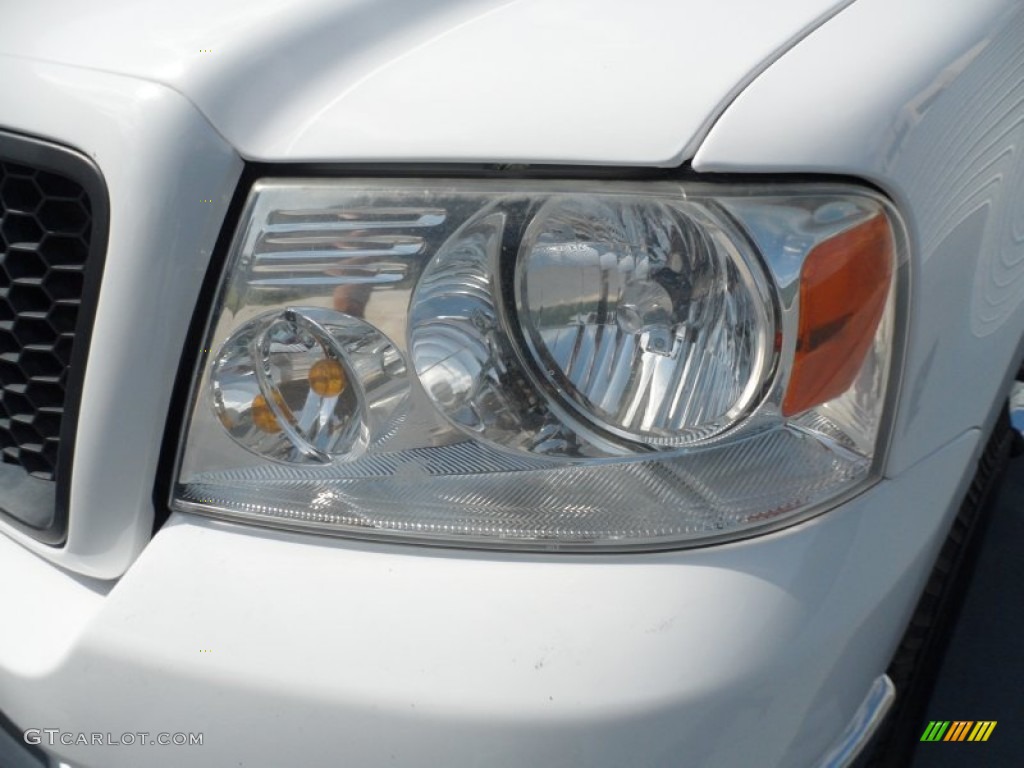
[210, 308, 407, 462]
[516, 196, 773, 447]
[172, 179, 905, 551]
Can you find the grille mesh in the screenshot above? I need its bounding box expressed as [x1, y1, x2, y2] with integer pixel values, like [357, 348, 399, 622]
[0, 160, 90, 480]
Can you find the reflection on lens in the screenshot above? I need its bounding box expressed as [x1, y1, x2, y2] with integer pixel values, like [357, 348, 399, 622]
[210, 307, 407, 463]
[516, 196, 773, 446]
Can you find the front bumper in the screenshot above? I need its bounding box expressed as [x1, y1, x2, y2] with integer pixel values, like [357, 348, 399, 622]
[0, 431, 980, 768]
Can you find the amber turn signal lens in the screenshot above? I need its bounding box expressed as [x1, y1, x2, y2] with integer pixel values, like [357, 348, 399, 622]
[251, 391, 289, 433]
[782, 214, 893, 416]
[308, 358, 347, 397]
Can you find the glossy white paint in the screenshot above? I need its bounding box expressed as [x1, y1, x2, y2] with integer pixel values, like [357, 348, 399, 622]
[2, 0, 849, 164]
[0, 56, 242, 577]
[694, 0, 1024, 475]
[0, 431, 982, 768]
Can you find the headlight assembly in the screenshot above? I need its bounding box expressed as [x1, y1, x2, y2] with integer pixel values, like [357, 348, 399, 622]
[171, 178, 905, 551]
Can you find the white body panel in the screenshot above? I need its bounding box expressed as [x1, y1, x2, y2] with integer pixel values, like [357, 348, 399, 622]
[0, 433, 981, 768]
[3, 0, 848, 164]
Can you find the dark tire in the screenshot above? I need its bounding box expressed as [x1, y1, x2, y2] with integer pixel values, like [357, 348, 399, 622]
[861, 406, 1015, 767]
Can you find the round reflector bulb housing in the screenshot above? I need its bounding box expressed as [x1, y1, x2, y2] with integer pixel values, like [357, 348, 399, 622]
[210, 307, 407, 463]
[515, 196, 775, 446]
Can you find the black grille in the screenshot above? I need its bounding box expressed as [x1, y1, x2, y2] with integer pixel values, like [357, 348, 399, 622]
[0, 161, 90, 480]
[0, 130, 106, 543]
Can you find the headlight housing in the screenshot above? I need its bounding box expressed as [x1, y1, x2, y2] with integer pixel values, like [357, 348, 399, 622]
[171, 178, 906, 551]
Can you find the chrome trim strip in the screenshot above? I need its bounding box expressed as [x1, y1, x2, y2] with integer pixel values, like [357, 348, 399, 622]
[817, 674, 896, 768]
[1009, 381, 1024, 439]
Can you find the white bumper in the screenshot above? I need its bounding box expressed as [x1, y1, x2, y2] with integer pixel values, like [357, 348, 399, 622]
[0, 432, 980, 768]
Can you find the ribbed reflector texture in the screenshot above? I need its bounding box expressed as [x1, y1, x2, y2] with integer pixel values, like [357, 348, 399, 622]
[178, 427, 868, 548]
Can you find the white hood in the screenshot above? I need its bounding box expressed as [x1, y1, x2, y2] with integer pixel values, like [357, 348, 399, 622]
[2, 0, 850, 165]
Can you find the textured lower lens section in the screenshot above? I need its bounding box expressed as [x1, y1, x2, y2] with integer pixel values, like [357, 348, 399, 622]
[176, 426, 869, 549]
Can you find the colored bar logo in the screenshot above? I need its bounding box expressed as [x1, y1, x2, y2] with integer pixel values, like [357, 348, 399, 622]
[920, 720, 997, 742]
